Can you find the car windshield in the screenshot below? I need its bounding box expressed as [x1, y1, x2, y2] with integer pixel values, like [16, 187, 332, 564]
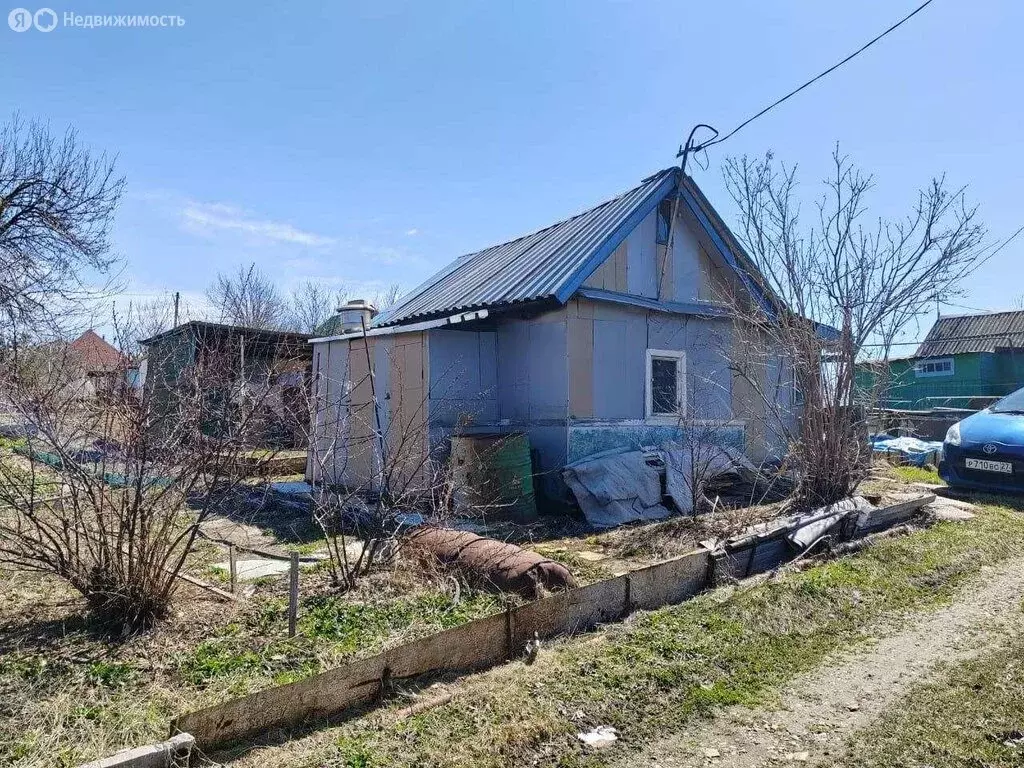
[990, 387, 1024, 413]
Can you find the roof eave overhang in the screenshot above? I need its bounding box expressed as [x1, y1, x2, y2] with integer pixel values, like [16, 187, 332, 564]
[553, 170, 679, 304]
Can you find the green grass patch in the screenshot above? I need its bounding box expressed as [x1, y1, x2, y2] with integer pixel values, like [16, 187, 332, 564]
[85, 660, 137, 689]
[178, 589, 503, 689]
[892, 464, 944, 485]
[843, 631, 1024, 766]
[303, 503, 1024, 768]
[299, 590, 503, 651]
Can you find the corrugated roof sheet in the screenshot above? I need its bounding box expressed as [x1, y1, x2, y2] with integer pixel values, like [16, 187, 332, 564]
[915, 310, 1024, 357]
[373, 168, 678, 327]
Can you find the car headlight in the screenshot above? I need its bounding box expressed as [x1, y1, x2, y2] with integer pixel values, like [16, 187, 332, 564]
[945, 422, 962, 446]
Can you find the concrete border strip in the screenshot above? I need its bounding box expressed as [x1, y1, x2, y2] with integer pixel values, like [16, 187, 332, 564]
[75, 733, 193, 768]
[169, 494, 934, 752]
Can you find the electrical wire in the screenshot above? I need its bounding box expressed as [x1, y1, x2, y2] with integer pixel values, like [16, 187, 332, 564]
[678, 0, 938, 167]
[979, 223, 1024, 261]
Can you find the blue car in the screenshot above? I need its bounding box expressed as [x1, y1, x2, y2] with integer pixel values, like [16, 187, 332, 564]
[941, 386, 1024, 493]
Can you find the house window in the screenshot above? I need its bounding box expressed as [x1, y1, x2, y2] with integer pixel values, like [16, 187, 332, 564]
[645, 349, 686, 419]
[792, 377, 805, 406]
[914, 358, 954, 378]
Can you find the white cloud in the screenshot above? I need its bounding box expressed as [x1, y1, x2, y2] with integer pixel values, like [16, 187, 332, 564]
[405, 228, 419, 236]
[181, 201, 336, 248]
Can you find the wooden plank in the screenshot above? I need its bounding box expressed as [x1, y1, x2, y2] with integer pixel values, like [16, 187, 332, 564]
[567, 317, 594, 418]
[174, 612, 511, 751]
[856, 493, 935, 534]
[76, 733, 194, 768]
[383, 611, 510, 681]
[627, 549, 710, 611]
[614, 242, 628, 292]
[509, 575, 628, 651]
[173, 653, 390, 748]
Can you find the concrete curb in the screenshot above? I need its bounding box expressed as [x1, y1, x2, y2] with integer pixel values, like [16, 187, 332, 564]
[76, 733, 194, 768]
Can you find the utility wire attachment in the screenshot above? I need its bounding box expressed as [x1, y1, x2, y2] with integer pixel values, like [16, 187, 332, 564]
[677, 0, 938, 161]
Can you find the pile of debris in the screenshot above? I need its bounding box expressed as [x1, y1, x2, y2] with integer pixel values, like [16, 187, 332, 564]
[706, 491, 947, 583]
[562, 443, 794, 528]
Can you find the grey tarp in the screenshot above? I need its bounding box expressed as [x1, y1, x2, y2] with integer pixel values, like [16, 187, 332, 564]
[562, 450, 670, 528]
[563, 443, 760, 528]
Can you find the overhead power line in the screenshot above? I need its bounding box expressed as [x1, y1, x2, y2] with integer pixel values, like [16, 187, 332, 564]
[678, 0, 938, 167]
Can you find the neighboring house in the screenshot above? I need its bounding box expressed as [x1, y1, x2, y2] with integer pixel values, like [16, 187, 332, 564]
[140, 321, 311, 448]
[308, 168, 801, 504]
[67, 329, 125, 398]
[859, 310, 1024, 410]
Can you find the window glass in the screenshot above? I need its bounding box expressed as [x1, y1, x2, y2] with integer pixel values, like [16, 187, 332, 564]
[651, 357, 678, 414]
[915, 358, 953, 377]
[991, 385, 1024, 413]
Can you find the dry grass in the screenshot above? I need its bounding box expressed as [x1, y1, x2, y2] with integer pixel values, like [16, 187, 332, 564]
[215, 497, 1024, 768]
[0, 549, 506, 767]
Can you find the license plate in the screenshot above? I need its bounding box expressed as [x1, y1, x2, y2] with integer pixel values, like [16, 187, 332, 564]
[966, 457, 1013, 474]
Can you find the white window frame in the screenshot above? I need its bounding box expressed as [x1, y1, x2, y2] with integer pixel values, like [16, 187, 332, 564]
[914, 357, 955, 378]
[645, 348, 687, 422]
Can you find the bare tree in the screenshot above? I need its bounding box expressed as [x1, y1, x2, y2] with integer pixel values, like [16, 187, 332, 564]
[287, 280, 340, 334]
[0, 320, 298, 630]
[0, 115, 124, 329]
[113, 296, 176, 358]
[206, 263, 286, 329]
[718, 149, 985, 510]
[372, 282, 402, 309]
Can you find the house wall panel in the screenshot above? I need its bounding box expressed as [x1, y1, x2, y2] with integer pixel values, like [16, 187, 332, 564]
[626, 208, 658, 298]
[567, 317, 594, 418]
[428, 329, 499, 426]
[308, 339, 351, 483]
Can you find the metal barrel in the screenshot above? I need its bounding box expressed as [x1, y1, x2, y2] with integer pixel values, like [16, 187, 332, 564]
[451, 432, 537, 522]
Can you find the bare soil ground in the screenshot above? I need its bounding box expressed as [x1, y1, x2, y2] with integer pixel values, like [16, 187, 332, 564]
[621, 544, 1024, 767]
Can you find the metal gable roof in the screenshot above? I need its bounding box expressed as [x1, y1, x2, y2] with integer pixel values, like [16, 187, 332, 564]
[915, 310, 1024, 357]
[372, 168, 679, 327]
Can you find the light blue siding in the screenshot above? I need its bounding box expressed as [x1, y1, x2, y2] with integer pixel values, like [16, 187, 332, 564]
[670, 206, 704, 303]
[427, 329, 499, 426]
[626, 208, 659, 298]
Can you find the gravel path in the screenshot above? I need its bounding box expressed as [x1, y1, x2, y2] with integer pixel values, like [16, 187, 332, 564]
[620, 552, 1024, 767]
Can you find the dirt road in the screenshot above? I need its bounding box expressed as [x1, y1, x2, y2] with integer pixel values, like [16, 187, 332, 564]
[619, 553, 1024, 767]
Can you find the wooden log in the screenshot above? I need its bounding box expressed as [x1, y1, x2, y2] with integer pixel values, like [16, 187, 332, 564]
[855, 493, 935, 534]
[175, 572, 236, 602]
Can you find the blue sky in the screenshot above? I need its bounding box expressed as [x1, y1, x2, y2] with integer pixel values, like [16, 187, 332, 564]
[3, 0, 1021, 349]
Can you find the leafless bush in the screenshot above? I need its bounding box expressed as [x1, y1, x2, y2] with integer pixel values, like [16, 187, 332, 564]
[0, 322, 302, 631]
[718, 149, 985, 510]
